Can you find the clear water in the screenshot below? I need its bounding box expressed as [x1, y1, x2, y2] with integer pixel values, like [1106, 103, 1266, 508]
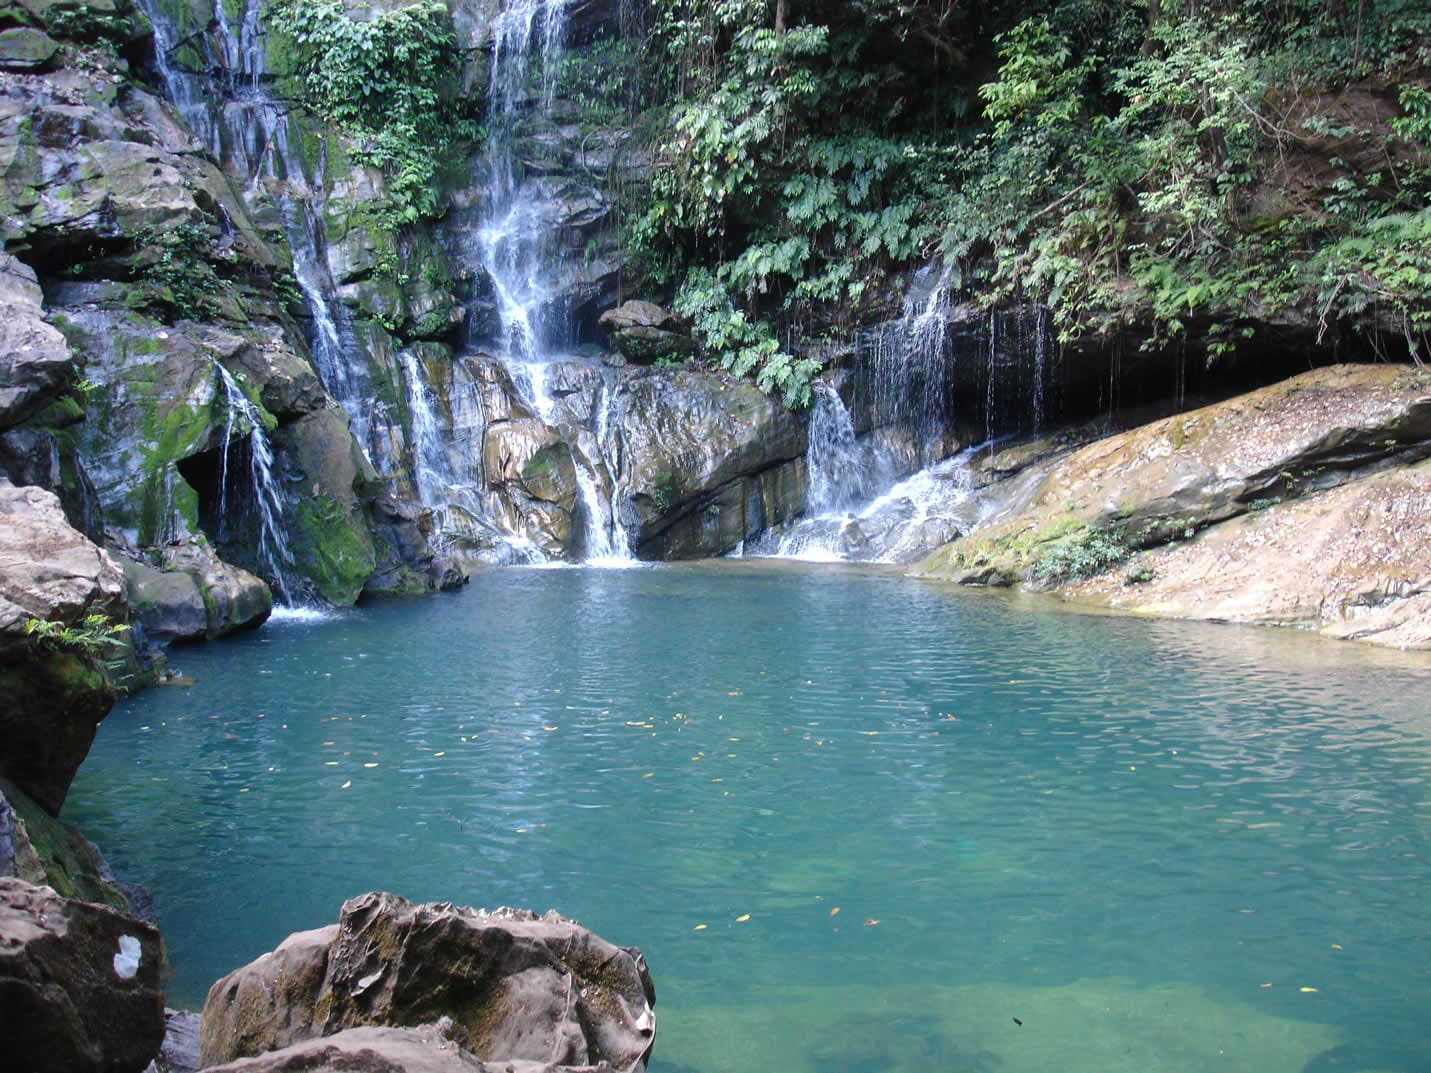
[65, 564, 1431, 1073]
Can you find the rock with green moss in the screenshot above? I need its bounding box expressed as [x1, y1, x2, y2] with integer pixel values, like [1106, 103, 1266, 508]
[0, 26, 59, 70]
[0, 778, 129, 909]
[0, 477, 125, 814]
[274, 407, 379, 605]
[121, 545, 271, 644]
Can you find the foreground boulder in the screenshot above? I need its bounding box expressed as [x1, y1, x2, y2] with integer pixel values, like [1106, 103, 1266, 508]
[201, 892, 656, 1072]
[0, 877, 165, 1073]
[121, 546, 271, 645]
[0, 477, 126, 813]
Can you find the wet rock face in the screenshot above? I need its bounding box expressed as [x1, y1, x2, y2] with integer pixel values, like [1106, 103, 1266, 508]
[0, 477, 124, 813]
[0, 876, 166, 1073]
[614, 368, 808, 558]
[201, 892, 656, 1073]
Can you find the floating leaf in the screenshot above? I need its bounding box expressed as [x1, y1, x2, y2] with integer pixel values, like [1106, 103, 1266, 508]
[363, 762, 379, 768]
[642, 772, 655, 779]
[830, 907, 840, 916]
[864, 919, 880, 926]
[543, 725, 559, 732]
[694, 923, 708, 931]
[1258, 983, 1272, 989]
[735, 914, 751, 923]
[1299, 987, 1319, 993]
[340, 780, 351, 789]
[433, 751, 445, 757]
[1331, 944, 1343, 950]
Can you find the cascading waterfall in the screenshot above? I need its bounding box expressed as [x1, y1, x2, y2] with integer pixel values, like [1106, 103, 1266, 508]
[866, 263, 954, 466]
[470, 0, 634, 563]
[211, 361, 299, 603]
[137, 0, 376, 459]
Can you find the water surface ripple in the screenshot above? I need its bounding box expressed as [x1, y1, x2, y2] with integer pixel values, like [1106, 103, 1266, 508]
[66, 563, 1431, 1073]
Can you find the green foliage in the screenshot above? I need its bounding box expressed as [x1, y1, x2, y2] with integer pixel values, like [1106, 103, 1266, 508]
[23, 614, 130, 662]
[1031, 526, 1131, 583]
[673, 269, 820, 409]
[267, 0, 476, 227]
[43, 3, 128, 48]
[132, 223, 230, 320]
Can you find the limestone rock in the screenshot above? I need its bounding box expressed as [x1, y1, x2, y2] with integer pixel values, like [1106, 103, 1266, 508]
[121, 545, 271, 645]
[201, 892, 656, 1073]
[916, 364, 1431, 586]
[615, 368, 808, 558]
[0, 876, 165, 1073]
[0, 254, 76, 430]
[1065, 458, 1431, 648]
[0, 477, 125, 812]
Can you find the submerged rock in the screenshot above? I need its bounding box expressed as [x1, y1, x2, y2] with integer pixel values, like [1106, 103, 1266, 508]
[0, 876, 165, 1073]
[201, 892, 656, 1073]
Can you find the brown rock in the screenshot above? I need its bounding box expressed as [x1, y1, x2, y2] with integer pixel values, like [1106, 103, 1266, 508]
[916, 364, 1431, 586]
[1065, 458, 1431, 648]
[0, 877, 165, 1073]
[201, 1024, 631, 1073]
[201, 893, 656, 1073]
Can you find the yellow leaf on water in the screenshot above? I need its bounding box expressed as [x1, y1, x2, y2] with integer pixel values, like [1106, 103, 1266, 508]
[1299, 987, 1319, 993]
[735, 914, 750, 923]
[830, 907, 840, 917]
[363, 762, 378, 768]
[642, 772, 655, 779]
[1331, 944, 1343, 950]
[433, 752, 445, 757]
[694, 923, 708, 931]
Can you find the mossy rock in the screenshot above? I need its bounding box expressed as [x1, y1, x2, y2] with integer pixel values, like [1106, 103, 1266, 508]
[0, 777, 128, 911]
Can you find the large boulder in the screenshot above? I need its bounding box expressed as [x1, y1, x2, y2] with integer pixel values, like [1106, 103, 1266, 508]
[202, 1024, 609, 1073]
[0, 876, 165, 1073]
[201, 892, 656, 1073]
[0, 477, 125, 814]
[1064, 457, 1431, 648]
[597, 302, 694, 366]
[120, 545, 271, 645]
[916, 364, 1431, 586]
[614, 368, 808, 558]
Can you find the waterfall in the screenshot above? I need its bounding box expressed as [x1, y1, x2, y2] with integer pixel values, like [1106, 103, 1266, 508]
[469, 0, 635, 564]
[866, 262, 954, 466]
[804, 380, 868, 515]
[212, 361, 300, 603]
[399, 349, 450, 507]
